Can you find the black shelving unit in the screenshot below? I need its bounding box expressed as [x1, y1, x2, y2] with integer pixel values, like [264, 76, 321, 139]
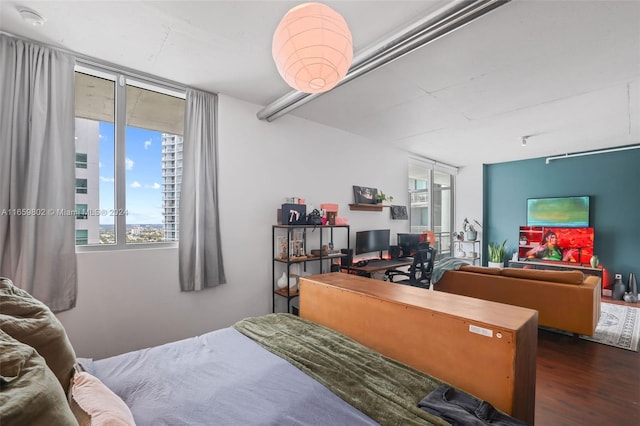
[272, 224, 350, 314]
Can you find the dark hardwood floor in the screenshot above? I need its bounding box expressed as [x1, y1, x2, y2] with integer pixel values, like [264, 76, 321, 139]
[535, 305, 640, 425]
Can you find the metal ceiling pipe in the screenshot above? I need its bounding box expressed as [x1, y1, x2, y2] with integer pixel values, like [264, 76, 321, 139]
[545, 144, 640, 164]
[257, 0, 510, 122]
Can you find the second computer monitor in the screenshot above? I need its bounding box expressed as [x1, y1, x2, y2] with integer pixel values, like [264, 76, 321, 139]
[397, 233, 428, 257]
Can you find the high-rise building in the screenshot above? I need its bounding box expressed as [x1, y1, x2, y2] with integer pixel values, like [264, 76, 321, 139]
[161, 134, 183, 241]
[74, 118, 100, 245]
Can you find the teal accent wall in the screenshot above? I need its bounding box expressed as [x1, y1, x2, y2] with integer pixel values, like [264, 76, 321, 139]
[484, 147, 640, 287]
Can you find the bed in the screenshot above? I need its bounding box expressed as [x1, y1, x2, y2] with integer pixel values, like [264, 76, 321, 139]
[0, 275, 533, 425]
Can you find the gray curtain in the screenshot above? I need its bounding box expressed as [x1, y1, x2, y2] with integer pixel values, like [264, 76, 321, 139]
[0, 35, 78, 312]
[179, 89, 226, 291]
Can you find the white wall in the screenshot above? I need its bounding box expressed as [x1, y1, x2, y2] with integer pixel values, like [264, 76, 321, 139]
[454, 164, 484, 260]
[455, 164, 484, 231]
[57, 94, 411, 359]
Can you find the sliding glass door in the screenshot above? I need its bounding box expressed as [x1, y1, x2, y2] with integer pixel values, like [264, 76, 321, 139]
[408, 158, 456, 260]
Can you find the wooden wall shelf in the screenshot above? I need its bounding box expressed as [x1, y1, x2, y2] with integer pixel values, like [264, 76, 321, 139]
[349, 203, 383, 212]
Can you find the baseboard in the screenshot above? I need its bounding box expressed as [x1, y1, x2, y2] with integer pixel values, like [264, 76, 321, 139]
[539, 326, 574, 337]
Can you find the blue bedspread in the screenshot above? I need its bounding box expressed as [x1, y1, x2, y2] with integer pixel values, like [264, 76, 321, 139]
[81, 327, 380, 426]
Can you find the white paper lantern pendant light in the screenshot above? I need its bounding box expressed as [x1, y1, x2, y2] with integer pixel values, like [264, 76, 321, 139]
[272, 2, 353, 94]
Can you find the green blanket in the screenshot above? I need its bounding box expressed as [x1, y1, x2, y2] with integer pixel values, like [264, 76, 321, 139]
[233, 314, 451, 426]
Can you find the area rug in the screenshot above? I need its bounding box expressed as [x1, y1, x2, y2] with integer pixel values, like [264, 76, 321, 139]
[579, 302, 640, 352]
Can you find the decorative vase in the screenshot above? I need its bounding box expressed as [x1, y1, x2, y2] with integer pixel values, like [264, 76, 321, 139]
[488, 261, 503, 268]
[277, 272, 288, 289]
[612, 274, 626, 300]
[629, 273, 638, 296]
[590, 255, 599, 268]
[466, 230, 477, 241]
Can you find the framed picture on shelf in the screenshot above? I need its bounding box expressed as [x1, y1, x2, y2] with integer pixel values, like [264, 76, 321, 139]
[390, 205, 408, 220]
[353, 185, 378, 204]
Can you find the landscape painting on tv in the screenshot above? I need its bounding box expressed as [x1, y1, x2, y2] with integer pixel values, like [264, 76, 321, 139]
[527, 196, 590, 227]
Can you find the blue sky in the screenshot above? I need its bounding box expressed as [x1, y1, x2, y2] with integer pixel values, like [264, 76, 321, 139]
[99, 123, 164, 225]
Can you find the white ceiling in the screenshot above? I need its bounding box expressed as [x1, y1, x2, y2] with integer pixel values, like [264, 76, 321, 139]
[1, 0, 639, 167]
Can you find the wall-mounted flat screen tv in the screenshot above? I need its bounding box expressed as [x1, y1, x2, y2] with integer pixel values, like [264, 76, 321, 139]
[527, 196, 590, 227]
[518, 226, 594, 265]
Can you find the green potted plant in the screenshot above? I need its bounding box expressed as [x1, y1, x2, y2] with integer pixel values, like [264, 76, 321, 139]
[376, 191, 394, 204]
[462, 218, 481, 241]
[488, 239, 507, 268]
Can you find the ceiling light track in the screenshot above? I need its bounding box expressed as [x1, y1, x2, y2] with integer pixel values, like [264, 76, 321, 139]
[545, 144, 640, 164]
[257, 0, 511, 122]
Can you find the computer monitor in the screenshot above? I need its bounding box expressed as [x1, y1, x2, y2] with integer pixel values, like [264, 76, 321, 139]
[355, 229, 390, 257]
[397, 233, 422, 257]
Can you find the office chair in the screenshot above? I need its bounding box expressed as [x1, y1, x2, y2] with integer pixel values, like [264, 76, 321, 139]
[385, 243, 436, 289]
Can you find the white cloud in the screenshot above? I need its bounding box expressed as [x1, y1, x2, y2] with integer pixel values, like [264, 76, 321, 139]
[125, 157, 134, 170]
[99, 134, 105, 140]
[99, 161, 102, 168]
[144, 182, 161, 190]
[100, 176, 114, 183]
[144, 139, 152, 150]
[130, 181, 142, 188]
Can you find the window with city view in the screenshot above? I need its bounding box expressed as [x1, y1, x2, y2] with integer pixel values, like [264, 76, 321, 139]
[74, 69, 185, 247]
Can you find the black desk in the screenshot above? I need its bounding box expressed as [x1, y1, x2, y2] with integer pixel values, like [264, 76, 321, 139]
[349, 258, 413, 277]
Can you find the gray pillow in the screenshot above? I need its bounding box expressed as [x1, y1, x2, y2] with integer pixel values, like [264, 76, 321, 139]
[0, 277, 76, 394]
